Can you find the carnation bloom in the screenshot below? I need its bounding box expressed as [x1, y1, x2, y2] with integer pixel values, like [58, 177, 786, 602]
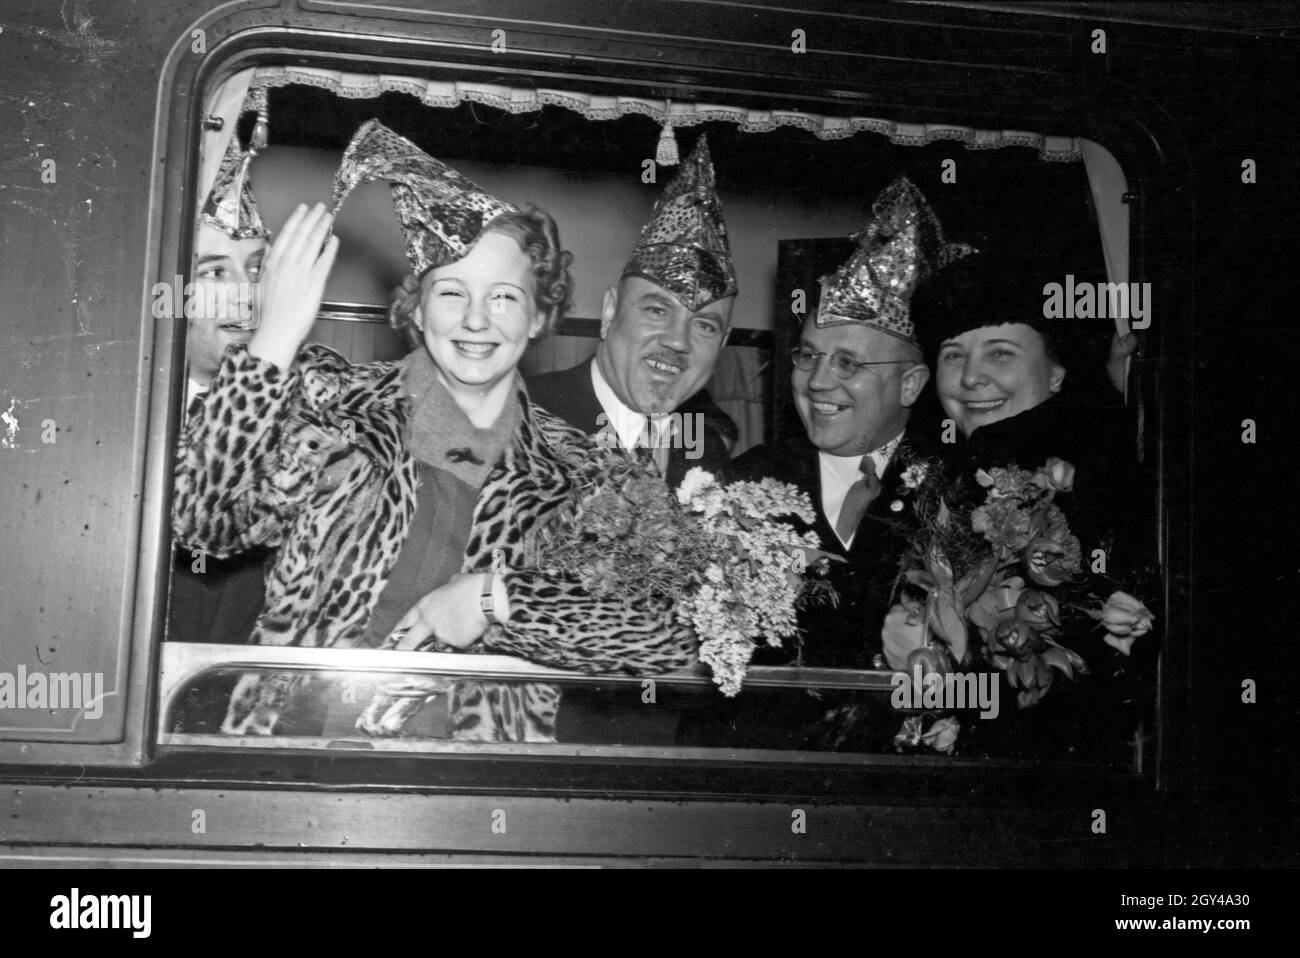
[972, 497, 1033, 555]
[900, 462, 929, 490]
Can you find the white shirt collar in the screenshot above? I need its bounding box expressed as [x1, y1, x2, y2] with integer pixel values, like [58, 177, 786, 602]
[590, 360, 672, 451]
[820, 431, 904, 482]
[185, 375, 209, 408]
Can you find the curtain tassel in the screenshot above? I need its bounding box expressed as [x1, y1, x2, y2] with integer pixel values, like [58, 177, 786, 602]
[655, 100, 679, 166]
[249, 87, 269, 152]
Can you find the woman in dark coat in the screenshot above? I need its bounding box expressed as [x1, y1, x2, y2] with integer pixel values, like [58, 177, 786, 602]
[904, 252, 1160, 762]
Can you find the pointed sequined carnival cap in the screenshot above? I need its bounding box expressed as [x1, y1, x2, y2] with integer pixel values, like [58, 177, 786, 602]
[815, 176, 975, 344]
[200, 133, 270, 240]
[621, 135, 738, 312]
[330, 119, 517, 277]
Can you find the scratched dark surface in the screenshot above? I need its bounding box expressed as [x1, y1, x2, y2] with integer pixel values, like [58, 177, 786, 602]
[0, 0, 197, 740]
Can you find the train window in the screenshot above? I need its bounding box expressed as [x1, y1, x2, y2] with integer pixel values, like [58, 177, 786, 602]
[163, 61, 1156, 772]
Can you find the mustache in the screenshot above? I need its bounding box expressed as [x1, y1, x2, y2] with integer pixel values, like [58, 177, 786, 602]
[644, 348, 686, 368]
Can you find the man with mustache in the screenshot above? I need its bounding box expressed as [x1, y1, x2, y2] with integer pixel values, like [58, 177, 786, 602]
[527, 137, 738, 745]
[526, 136, 737, 487]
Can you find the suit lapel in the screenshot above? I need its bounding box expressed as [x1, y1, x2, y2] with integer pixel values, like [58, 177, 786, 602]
[864, 454, 906, 521]
[569, 358, 606, 436]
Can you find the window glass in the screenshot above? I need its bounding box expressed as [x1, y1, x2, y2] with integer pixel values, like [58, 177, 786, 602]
[165, 66, 1153, 772]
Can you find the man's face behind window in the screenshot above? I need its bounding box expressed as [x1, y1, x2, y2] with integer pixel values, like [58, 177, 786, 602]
[792, 319, 924, 457]
[597, 276, 734, 417]
[186, 223, 268, 384]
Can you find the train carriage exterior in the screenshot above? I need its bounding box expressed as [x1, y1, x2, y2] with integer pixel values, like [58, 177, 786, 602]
[0, 0, 1293, 868]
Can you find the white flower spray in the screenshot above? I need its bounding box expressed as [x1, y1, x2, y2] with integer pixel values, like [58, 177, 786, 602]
[676, 469, 826, 696]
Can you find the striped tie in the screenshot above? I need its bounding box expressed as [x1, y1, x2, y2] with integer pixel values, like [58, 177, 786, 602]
[835, 455, 881, 544]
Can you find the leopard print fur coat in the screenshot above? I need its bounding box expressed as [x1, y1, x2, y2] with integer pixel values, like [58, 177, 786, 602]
[172, 343, 696, 740]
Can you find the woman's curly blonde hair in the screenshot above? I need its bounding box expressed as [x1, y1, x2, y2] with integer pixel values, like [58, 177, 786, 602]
[388, 205, 574, 349]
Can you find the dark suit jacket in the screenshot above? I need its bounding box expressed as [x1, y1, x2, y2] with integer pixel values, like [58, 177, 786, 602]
[167, 394, 268, 732]
[526, 358, 732, 488]
[168, 547, 266, 644]
[169, 390, 268, 647]
[726, 425, 934, 669]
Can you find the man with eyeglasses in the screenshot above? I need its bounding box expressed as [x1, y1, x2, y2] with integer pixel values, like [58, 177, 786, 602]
[527, 136, 736, 489]
[726, 178, 969, 672]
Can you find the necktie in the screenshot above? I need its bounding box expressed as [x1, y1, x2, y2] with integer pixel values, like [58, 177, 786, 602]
[640, 416, 671, 476]
[835, 455, 881, 544]
[652, 416, 672, 476]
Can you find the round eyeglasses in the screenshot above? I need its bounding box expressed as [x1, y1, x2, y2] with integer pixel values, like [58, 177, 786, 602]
[790, 344, 913, 380]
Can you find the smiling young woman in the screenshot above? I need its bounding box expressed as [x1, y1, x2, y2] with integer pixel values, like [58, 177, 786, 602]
[171, 121, 698, 741]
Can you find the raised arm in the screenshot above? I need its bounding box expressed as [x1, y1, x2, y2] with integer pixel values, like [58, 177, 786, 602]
[172, 204, 340, 557]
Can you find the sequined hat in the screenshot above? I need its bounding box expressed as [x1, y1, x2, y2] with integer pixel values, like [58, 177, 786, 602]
[621, 135, 738, 312]
[331, 119, 517, 277]
[815, 177, 974, 344]
[200, 134, 270, 241]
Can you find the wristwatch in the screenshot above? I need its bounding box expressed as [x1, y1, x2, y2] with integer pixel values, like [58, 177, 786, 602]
[480, 572, 500, 626]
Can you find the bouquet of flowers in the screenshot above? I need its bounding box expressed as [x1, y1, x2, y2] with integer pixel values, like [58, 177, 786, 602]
[882, 456, 1155, 753]
[533, 458, 837, 695]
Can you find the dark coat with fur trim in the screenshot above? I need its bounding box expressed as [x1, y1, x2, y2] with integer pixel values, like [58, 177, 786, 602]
[944, 390, 1156, 582]
[941, 391, 1160, 762]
